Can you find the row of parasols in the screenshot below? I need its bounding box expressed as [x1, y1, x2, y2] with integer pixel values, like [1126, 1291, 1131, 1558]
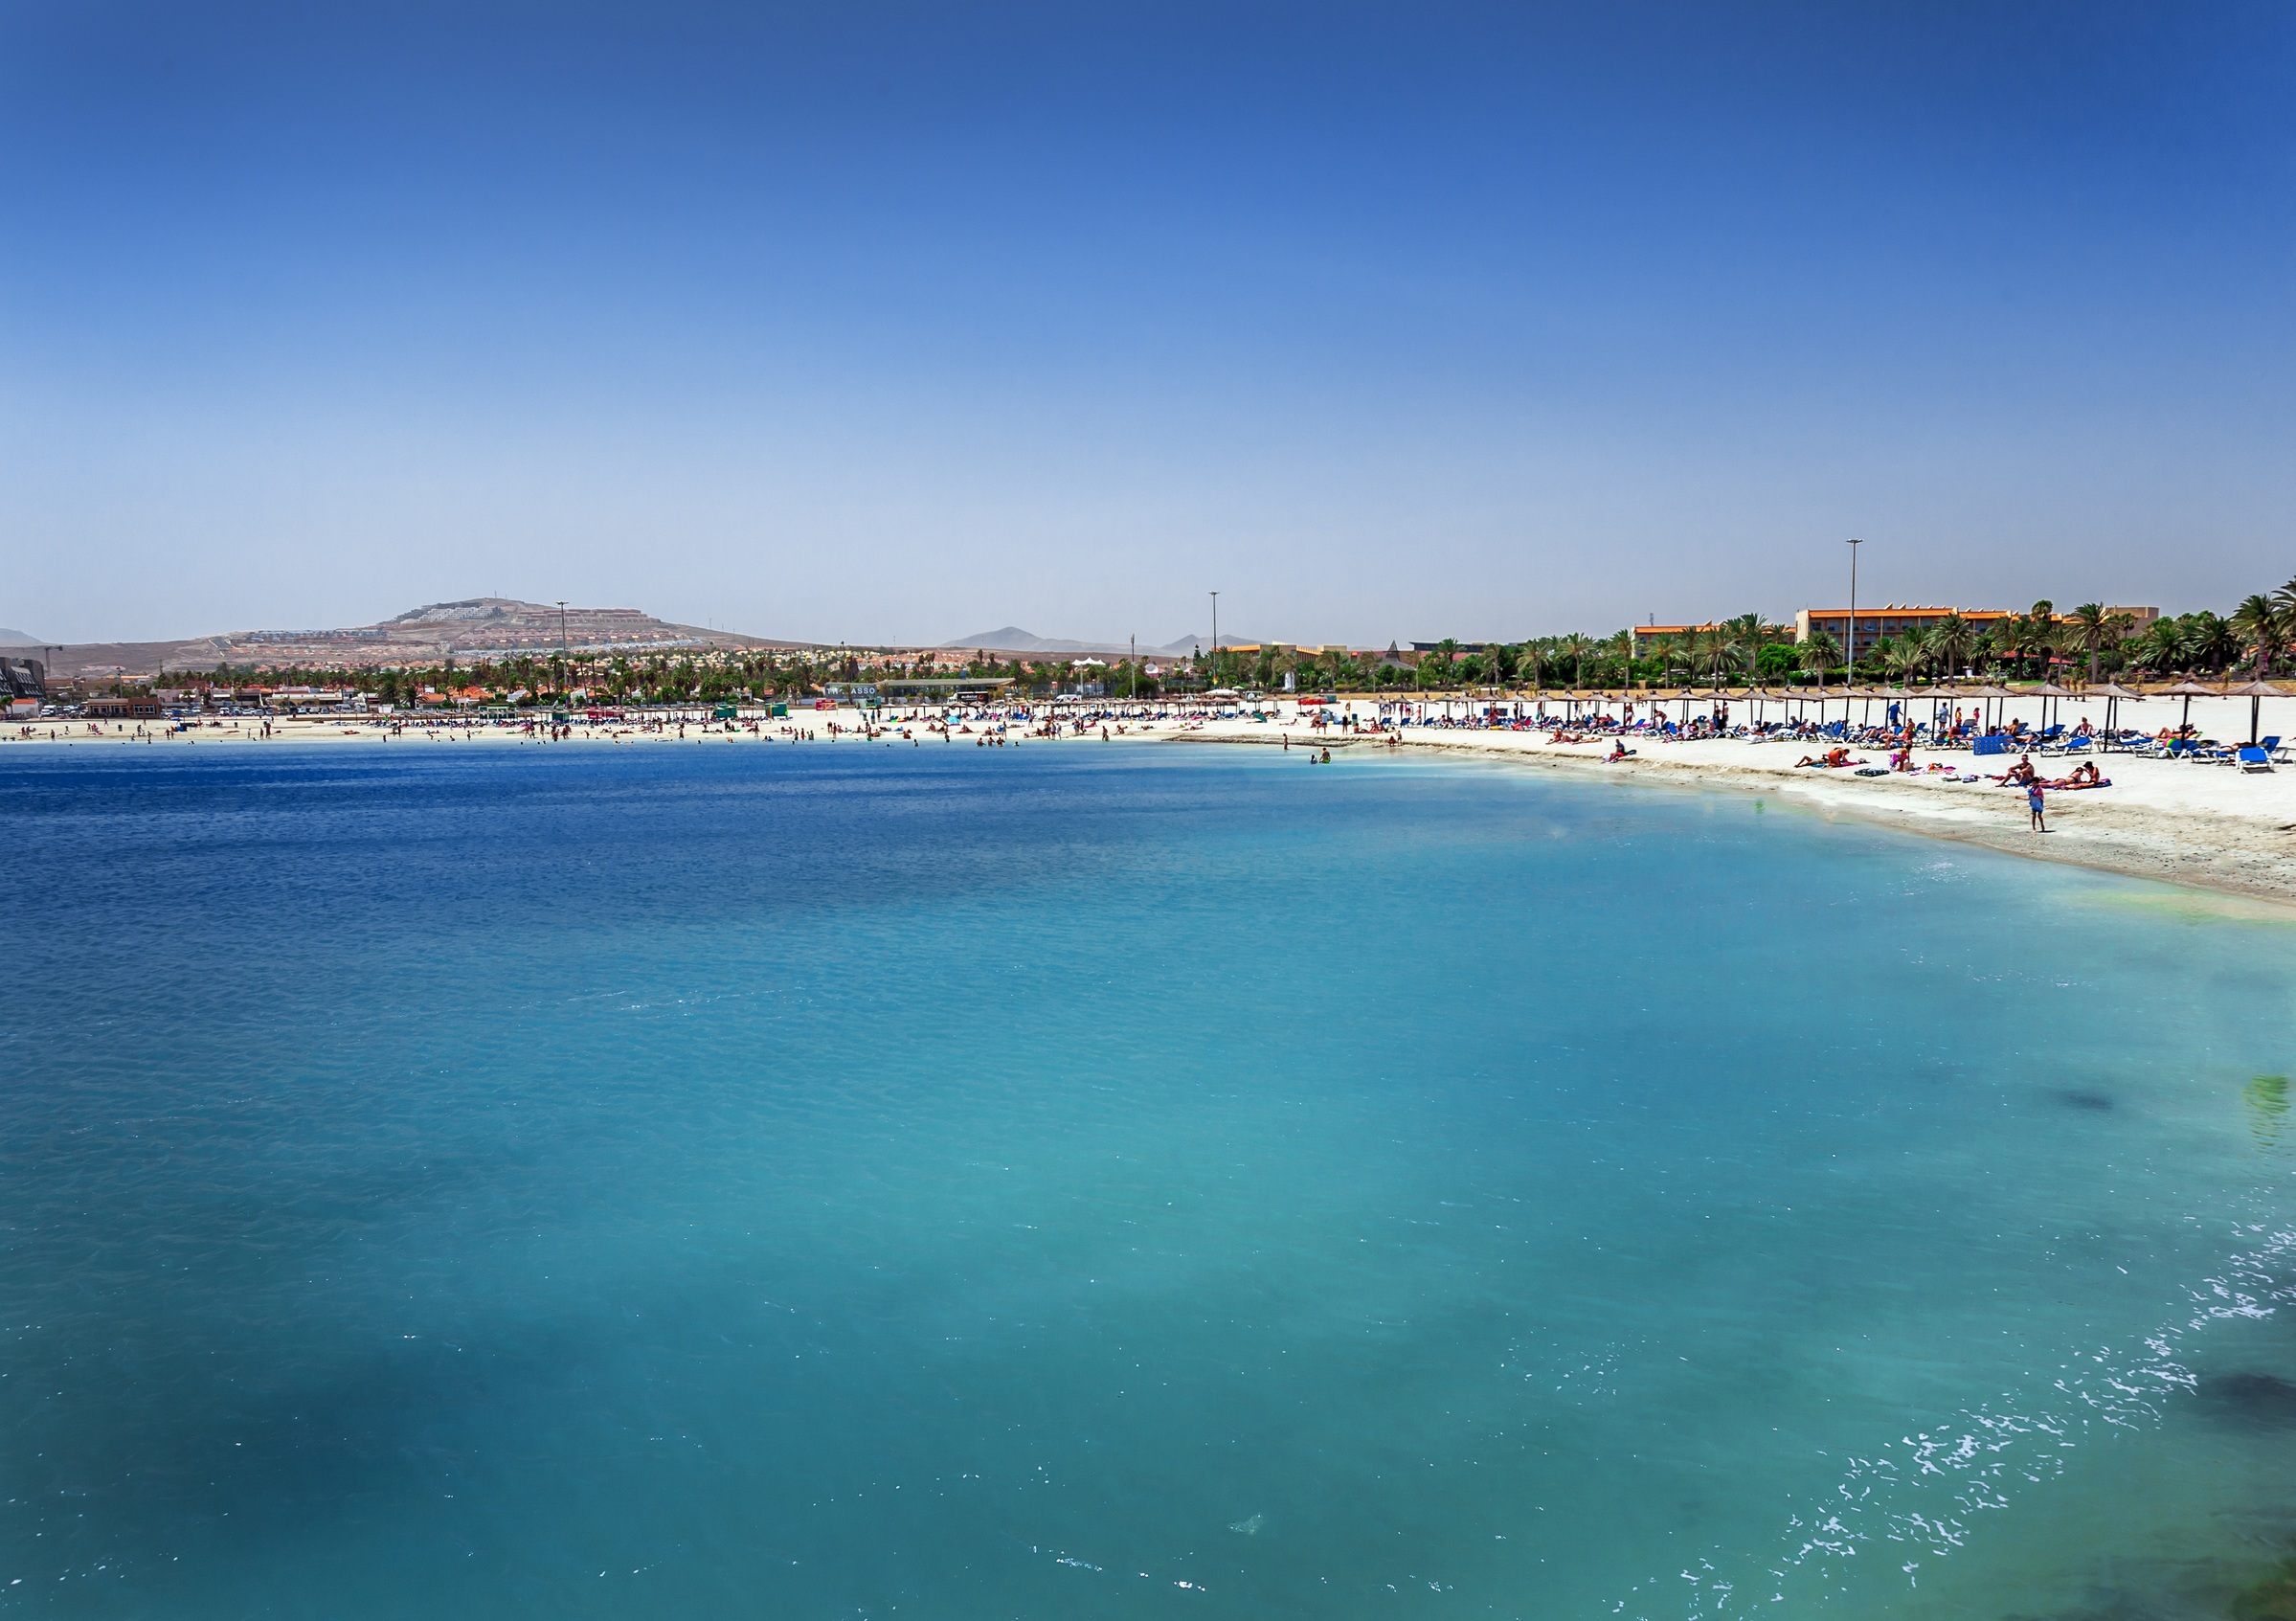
[1528, 678, 2293, 747]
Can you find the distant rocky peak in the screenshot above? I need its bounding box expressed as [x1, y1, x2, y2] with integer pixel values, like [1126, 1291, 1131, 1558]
[392, 599, 519, 624]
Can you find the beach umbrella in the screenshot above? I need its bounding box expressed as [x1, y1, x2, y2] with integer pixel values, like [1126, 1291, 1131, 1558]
[1877, 685, 1913, 736]
[1967, 684, 2015, 732]
[1926, 684, 1960, 733]
[2160, 678, 2222, 736]
[2030, 681, 2075, 736]
[2227, 679, 2287, 746]
[2088, 681, 2145, 749]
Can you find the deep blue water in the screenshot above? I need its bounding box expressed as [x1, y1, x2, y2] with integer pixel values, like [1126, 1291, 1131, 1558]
[4, 740, 2296, 1619]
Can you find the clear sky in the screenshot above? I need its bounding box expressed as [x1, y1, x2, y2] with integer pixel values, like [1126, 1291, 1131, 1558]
[4, 1, 2291, 647]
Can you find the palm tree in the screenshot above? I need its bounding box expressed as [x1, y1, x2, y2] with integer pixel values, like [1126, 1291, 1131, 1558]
[2233, 594, 2287, 679]
[1925, 613, 1973, 680]
[1798, 629, 1839, 691]
[1719, 614, 1770, 687]
[1606, 629, 1635, 691]
[1882, 630, 1930, 684]
[1558, 633, 1595, 691]
[2065, 603, 2127, 686]
[2008, 600, 2059, 680]
[2188, 611, 2240, 676]
[2130, 617, 2185, 678]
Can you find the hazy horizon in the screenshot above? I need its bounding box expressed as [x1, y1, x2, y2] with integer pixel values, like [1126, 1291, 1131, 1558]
[7, 2, 2292, 646]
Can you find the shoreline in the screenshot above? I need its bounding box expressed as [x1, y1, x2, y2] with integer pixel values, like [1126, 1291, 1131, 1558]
[1181, 723, 2296, 910]
[16, 709, 2296, 909]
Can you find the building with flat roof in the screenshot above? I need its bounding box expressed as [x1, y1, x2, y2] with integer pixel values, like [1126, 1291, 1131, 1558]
[1627, 622, 1724, 656]
[1628, 606, 2162, 665]
[1794, 605, 2159, 662]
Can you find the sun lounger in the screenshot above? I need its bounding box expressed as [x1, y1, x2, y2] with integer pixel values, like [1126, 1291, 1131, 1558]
[2239, 746, 2274, 773]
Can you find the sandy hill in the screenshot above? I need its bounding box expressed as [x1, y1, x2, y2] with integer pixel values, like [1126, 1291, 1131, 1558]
[33, 599, 804, 680]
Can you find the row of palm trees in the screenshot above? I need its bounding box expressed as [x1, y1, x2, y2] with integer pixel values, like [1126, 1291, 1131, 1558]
[1488, 584, 2296, 693]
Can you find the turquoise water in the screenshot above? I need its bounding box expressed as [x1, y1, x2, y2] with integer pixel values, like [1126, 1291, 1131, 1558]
[4, 741, 2296, 1619]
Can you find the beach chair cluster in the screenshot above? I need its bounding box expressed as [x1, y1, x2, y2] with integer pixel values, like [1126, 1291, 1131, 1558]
[2124, 732, 2281, 769]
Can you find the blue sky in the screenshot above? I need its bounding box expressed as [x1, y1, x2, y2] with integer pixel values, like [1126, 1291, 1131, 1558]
[3, 0, 2291, 646]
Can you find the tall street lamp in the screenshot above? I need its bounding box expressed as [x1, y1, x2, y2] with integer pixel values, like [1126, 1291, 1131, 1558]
[1208, 591, 1219, 690]
[1845, 538, 1862, 687]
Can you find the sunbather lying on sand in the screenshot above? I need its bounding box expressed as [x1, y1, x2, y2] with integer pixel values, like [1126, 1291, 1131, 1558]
[1794, 748, 1860, 769]
[2042, 760, 2109, 790]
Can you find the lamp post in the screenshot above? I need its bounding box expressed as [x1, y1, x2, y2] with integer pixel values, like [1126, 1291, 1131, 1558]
[1845, 538, 1862, 688]
[1208, 591, 1219, 692]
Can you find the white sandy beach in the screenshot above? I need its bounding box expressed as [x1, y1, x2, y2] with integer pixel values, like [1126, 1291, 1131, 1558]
[17, 693, 2296, 904]
[1181, 693, 2296, 905]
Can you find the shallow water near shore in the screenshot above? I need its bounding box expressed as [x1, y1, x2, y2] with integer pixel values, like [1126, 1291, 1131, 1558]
[4, 741, 2296, 1619]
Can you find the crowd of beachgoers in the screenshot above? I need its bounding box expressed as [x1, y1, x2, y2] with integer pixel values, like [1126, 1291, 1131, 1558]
[9, 687, 2285, 766]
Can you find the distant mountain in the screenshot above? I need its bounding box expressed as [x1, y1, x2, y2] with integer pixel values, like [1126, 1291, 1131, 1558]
[25, 598, 806, 680]
[943, 626, 1272, 657]
[943, 626, 1080, 653]
[0, 627, 40, 647]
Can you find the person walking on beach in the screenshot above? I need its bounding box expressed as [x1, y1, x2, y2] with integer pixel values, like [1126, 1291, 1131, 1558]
[2027, 779, 2046, 833]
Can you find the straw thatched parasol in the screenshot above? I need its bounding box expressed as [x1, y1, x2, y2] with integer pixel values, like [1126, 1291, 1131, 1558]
[2028, 682, 2076, 735]
[2160, 678, 2223, 734]
[1961, 684, 2015, 732]
[2227, 679, 2288, 745]
[2088, 681, 2146, 747]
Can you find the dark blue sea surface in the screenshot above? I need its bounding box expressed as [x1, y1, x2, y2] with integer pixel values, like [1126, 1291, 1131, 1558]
[4, 740, 2295, 1618]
